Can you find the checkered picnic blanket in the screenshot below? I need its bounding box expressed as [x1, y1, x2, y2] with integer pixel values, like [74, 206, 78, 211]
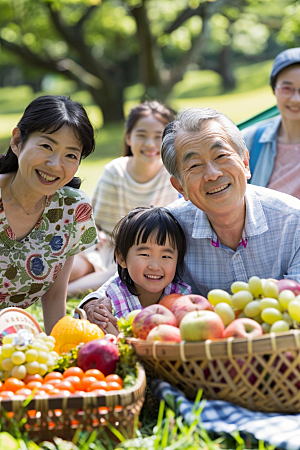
[150, 379, 300, 450]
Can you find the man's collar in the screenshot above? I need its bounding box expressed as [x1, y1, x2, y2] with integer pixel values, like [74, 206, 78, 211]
[191, 185, 268, 240]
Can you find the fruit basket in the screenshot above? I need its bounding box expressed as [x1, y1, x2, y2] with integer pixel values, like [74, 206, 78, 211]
[0, 363, 146, 441]
[127, 330, 300, 413]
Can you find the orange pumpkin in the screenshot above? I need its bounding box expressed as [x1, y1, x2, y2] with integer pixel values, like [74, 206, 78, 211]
[51, 315, 105, 354]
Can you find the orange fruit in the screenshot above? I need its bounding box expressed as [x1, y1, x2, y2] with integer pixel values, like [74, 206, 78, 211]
[63, 367, 84, 379]
[105, 374, 123, 388]
[4, 378, 25, 393]
[106, 381, 123, 391]
[48, 388, 61, 396]
[46, 379, 62, 387]
[64, 376, 82, 391]
[34, 390, 48, 397]
[23, 374, 43, 384]
[26, 381, 43, 391]
[56, 380, 75, 393]
[159, 293, 182, 310]
[90, 389, 107, 396]
[44, 372, 63, 383]
[87, 381, 108, 392]
[83, 369, 105, 381]
[42, 383, 56, 393]
[15, 388, 32, 397]
[0, 390, 14, 399]
[80, 376, 97, 392]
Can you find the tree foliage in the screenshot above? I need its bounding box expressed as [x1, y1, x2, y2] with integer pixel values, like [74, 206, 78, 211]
[0, 0, 287, 123]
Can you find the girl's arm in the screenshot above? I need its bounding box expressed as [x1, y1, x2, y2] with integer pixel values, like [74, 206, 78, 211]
[41, 257, 74, 335]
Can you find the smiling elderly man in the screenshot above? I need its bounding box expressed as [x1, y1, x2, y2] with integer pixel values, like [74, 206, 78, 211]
[78, 107, 300, 329]
[161, 107, 300, 296]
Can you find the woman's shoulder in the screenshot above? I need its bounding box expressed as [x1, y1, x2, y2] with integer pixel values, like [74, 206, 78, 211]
[103, 156, 129, 173]
[55, 186, 92, 204]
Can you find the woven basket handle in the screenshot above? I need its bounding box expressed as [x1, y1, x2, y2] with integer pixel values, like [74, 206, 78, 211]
[74, 307, 87, 321]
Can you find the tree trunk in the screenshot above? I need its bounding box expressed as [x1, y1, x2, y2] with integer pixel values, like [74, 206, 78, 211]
[218, 45, 236, 90]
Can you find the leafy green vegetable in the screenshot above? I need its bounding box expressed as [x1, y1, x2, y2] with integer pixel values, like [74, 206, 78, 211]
[117, 317, 134, 337]
[53, 344, 83, 373]
[116, 340, 138, 389]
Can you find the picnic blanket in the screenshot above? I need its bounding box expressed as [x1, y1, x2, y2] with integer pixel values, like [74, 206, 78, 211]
[150, 378, 300, 450]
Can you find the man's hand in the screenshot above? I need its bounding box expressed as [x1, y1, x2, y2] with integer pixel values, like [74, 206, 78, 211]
[83, 297, 119, 334]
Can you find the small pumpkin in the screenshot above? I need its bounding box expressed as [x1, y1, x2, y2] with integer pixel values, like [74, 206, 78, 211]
[51, 312, 105, 354]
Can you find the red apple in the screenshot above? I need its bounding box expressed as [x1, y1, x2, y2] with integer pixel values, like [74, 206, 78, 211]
[132, 304, 177, 340]
[223, 318, 263, 339]
[77, 338, 119, 376]
[180, 310, 224, 341]
[278, 279, 300, 296]
[169, 294, 214, 325]
[146, 324, 181, 342]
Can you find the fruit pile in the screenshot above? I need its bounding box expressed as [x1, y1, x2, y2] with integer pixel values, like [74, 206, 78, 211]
[121, 277, 300, 342]
[0, 367, 124, 401]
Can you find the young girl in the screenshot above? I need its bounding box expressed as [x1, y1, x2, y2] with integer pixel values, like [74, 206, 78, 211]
[68, 101, 179, 295]
[77, 207, 191, 334]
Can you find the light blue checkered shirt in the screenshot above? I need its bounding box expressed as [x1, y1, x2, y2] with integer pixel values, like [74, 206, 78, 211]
[167, 184, 300, 297]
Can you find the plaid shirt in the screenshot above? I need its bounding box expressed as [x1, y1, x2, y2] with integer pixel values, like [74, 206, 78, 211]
[167, 184, 300, 296]
[106, 276, 191, 318]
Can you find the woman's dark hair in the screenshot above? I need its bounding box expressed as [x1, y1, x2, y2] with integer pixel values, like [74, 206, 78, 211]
[111, 206, 186, 295]
[123, 100, 175, 157]
[0, 95, 95, 189]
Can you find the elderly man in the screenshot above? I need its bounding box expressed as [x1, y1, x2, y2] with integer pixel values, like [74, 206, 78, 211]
[78, 107, 300, 327]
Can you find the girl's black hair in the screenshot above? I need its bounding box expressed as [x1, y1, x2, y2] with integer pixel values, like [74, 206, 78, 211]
[0, 95, 95, 189]
[123, 100, 175, 157]
[111, 206, 186, 295]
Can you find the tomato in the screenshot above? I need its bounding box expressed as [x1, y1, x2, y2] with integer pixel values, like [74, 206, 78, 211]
[106, 381, 123, 391]
[15, 388, 32, 397]
[42, 383, 55, 393]
[46, 379, 62, 387]
[105, 374, 123, 388]
[0, 390, 14, 399]
[26, 381, 43, 391]
[88, 381, 108, 392]
[64, 376, 82, 391]
[23, 374, 43, 384]
[80, 376, 97, 392]
[44, 372, 63, 382]
[4, 378, 25, 393]
[63, 367, 84, 379]
[83, 369, 105, 381]
[56, 380, 75, 393]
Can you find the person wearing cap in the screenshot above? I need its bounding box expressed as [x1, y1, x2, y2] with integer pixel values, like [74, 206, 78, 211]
[242, 47, 300, 198]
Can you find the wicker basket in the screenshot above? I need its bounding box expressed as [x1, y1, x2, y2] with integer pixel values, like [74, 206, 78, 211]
[127, 331, 300, 413]
[0, 364, 146, 442]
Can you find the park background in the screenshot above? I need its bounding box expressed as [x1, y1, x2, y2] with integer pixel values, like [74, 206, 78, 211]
[1, 0, 298, 198]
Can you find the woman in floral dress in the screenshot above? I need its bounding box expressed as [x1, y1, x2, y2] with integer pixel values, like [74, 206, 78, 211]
[0, 95, 98, 333]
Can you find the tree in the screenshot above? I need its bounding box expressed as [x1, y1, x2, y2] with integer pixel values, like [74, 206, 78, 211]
[0, 0, 282, 123]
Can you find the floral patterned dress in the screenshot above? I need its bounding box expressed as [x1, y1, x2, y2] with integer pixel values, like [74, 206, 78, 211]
[0, 186, 98, 309]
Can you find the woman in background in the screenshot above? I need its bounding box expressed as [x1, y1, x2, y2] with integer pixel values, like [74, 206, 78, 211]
[68, 100, 178, 295]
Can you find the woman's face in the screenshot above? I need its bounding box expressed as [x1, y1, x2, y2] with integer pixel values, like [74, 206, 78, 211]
[125, 114, 166, 164]
[274, 64, 300, 122]
[12, 125, 82, 195]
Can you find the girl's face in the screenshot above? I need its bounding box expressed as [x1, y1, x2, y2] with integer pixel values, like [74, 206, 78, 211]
[275, 64, 300, 122]
[125, 114, 166, 164]
[118, 235, 178, 296]
[11, 125, 82, 195]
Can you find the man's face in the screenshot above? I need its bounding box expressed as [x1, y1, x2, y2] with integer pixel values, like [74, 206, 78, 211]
[171, 121, 250, 222]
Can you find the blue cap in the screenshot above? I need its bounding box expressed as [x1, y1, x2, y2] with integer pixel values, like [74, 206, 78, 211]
[270, 48, 300, 89]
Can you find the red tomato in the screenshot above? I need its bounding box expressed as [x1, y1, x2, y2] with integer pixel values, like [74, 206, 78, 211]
[83, 369, 105, 381]
[105, 374, 123, 388]
[63, 367, 84, 379]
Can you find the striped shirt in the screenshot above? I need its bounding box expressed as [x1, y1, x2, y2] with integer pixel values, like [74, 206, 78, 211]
[91, 156, 179, 234]
[106, 276, 192, 318]
[167, 184, 300, 296]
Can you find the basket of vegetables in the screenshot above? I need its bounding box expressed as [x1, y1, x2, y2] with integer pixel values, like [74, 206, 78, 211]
[0, 308, 146, 442]
[125, 278, 300, 413]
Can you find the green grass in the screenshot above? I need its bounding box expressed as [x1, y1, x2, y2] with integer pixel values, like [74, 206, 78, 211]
[0, 59, 277, 198]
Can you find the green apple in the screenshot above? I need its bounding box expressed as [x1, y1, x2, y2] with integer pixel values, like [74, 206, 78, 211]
[126, 309, 142, 324]
[180, 310, 224, 341]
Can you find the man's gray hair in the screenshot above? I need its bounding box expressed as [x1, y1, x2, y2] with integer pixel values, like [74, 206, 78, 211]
[161, 107, 248, 179]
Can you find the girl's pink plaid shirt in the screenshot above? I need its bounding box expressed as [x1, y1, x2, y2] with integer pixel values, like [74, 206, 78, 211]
[106, 276, 192, 319]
